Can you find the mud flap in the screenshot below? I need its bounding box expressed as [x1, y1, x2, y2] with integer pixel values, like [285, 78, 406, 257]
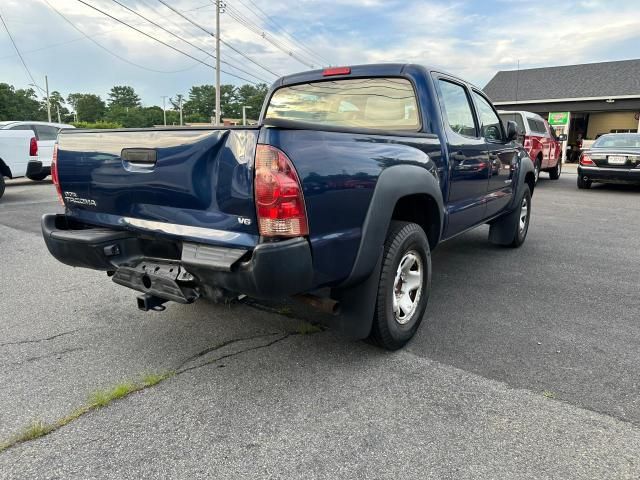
[330, 253, 383, 340]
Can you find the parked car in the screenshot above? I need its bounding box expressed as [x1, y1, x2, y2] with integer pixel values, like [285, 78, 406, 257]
[42, 64, 535, 350]
[577, 133, 640, 189]
[0, 121, 74, 181]
[498, 111, 563, 182]
[0, 129, 38, 200]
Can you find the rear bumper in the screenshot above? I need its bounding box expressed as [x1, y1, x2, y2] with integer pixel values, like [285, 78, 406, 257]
[41, 214, 314, 299]
[578, 165, 640, 183]
[26, 161, 50, 178]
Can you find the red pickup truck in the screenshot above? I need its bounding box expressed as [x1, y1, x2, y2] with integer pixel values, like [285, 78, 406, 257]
[499, 111, 562, 182]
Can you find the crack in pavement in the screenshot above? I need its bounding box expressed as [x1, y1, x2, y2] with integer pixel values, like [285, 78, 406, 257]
[0, 329, 82, 348]
[3, 347, 86, 368]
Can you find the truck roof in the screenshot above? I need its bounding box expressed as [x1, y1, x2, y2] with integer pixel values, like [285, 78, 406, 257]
[275, 63, 481, 91]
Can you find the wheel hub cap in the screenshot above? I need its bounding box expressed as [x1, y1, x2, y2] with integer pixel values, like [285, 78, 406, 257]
[392, 251, 423, 325]
[519, 197, 528, 233]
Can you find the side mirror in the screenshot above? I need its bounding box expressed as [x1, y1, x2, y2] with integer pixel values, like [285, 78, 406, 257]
[557, 134, 568, 141]
[506, 121, 518, 142]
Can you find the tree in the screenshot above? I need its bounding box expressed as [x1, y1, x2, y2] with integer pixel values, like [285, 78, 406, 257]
[107, 85, 141, 109]
[0, 84, 46, 121]
[44, 91, 71, 123]
[68, 93, 106, 122]
[235, 83, 268, 121]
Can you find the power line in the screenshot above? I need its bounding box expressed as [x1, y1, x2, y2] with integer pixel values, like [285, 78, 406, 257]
[155, 0, 281, 78]
[221, 2, 316, 68]
[235, 0, 331, 66]
[73, 0, 259, 84]
[0, 11, 41, 90]
[108, 0, 270, 83]
[43, 0, 201, 75]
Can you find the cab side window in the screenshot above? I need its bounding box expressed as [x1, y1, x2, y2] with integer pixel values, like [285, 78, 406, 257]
[472, 92, 503, 142]
[438, 79, 477, 137]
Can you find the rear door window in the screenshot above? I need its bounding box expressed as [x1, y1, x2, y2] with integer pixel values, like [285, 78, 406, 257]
[437, 80, 477, 137]
[34, 125, 60, 141]
[9, 123, 38, 138]
[265, 78, 420, 131]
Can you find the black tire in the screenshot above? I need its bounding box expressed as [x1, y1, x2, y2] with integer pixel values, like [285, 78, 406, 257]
[27, 173, 48, 181]
[549, 159, 561, 180]
[0, 176, 5, 200]
[369, 221, 431, 350]
[489, 185, 531, 248]
[534, 157, 542, 184]
[577, 175, 592, 189]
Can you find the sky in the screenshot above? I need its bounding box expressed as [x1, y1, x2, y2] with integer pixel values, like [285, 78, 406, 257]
[1, 0, 639, 108]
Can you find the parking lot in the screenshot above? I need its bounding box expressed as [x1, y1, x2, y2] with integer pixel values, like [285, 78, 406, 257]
[1, 172, 639, 479]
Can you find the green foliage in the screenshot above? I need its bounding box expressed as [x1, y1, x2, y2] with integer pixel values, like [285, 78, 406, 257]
[71, 121, 122, 129]
[0, 83, 47, 121]
[108, 85, 141, 109]
[89, 382, 137, 408]
[1, 82, 269, 127]
[68, 93, 106, 122]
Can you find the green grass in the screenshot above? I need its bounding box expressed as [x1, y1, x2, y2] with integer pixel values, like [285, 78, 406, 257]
[296, 321, 323, 335]
[0, 371, 174, 454]
[543, 390, 555, 399]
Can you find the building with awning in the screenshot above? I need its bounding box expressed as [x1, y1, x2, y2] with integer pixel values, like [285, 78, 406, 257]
[484, 59, 640, 149]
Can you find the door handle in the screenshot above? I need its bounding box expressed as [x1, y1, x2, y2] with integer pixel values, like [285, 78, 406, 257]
[122, 148, 157, 167]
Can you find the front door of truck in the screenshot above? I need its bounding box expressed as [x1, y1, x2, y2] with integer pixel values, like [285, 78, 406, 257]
[471, 90, 516, 217]
[434, 77, 490, 237]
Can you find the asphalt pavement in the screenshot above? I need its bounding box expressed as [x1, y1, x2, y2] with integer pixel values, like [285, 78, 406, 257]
[0, 172, 639, 479]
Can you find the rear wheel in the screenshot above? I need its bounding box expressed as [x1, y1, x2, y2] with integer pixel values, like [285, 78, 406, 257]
[369, 221, 431, 351]
[0, 176, 5, 200]
[27, 173, 48, 181]
[549, 159, 562, 180]
[577, 175, 592, 189]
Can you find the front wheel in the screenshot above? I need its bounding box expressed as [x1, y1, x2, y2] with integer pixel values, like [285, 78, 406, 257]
[369, 221, 431, 350]
[534, 158, 541, 184]
[0, 176, 5, 200]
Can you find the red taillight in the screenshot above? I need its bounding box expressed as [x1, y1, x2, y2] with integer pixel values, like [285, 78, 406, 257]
[579, 153, 595, 166]
[29, 137, 38, 156]
[51, 144, 63, 204]
[323, 66, 351, 76]
[254, 144, 308, 237]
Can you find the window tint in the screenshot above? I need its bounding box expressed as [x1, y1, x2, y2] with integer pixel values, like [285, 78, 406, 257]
[438, 80, 476, 137]
[34, 125, 59, 141]
[472, 92, 503, 141]
[527, 118, 547, 134]
[499, 112, 524, 133]
[265, 78, 420, 130]
[9, 124, 37, 137]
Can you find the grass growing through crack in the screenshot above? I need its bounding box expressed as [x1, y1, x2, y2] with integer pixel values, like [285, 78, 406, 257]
[0, 371, 174, 454]
[296, 320, 323, 335]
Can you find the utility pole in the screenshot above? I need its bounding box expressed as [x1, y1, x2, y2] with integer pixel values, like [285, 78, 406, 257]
[56, 104, 61, 123]
[45, 75, 52, 123]
[179, 96, 183, 126]
[215, 0, 221, 126]
[242, 106, 251, 126]
[161, 96, 168, 126]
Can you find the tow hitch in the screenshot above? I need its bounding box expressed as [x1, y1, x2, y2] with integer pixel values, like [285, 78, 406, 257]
[112, 260, 199, 308]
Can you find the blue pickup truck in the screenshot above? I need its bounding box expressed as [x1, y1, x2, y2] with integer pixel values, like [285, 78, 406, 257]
[42, 64, 534, 350]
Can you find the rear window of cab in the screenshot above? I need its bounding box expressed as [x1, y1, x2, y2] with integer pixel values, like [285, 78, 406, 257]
[265, 78, 420, 131]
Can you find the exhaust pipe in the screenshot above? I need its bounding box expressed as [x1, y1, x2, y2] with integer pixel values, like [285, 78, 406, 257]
[293, 294, 340, 315]
[137, 293, 168, 312]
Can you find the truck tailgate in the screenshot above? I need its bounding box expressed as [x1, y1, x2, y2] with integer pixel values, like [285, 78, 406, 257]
[56, 128, 260, 248]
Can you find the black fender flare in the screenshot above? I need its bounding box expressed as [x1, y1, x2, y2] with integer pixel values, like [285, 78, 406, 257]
[507, 151, 535, 211]
[341, 164, 444, 289]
